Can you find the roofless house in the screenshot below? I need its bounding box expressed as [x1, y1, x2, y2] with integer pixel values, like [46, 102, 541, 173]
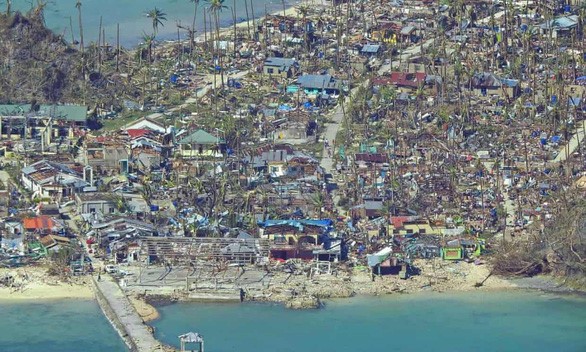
[0, 104, 87, 143]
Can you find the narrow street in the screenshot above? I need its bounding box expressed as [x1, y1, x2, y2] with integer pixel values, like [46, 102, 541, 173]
[553, 120, 586, 163]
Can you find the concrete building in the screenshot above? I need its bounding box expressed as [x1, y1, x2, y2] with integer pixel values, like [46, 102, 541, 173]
[263, 57, 299, 78]
[21, 160, 89, 199]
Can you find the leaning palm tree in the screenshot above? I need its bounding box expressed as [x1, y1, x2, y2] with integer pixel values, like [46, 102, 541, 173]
[148, 7, 167, 35]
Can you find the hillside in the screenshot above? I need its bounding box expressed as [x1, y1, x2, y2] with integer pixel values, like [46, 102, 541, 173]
[0, 8, 132, 110]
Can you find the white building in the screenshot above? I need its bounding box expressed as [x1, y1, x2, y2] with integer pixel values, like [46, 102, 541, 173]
[21, 160, 88, 199]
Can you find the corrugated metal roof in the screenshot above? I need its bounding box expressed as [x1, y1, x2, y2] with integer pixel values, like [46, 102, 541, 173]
[178, 129, 223, 145]
[264, 57, 296, 70]
[297, 74, 340, 90]
[0, 104, 87, 121]
[361, 44, 381, 53]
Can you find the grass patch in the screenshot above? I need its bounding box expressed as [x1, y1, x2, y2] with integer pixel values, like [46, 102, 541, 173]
[100, 113, 142, 132]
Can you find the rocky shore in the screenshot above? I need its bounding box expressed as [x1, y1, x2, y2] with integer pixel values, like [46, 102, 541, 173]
[128, 259, 586, 313]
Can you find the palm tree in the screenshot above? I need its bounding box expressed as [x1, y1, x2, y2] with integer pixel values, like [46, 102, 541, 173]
[207, 0, 228, 46]
[206, 0, 228, 91]
[148, 7, 167, 35]
[140, 32, 155, 63]
[296, 4, 310, 52]
[244, 0, 251, 39]
[310, 192, 325, 219]
[75, 1, 84, 52]
[190, 0, 200, 53]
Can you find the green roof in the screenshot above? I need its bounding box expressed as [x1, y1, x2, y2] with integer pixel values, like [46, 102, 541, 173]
[0, 104, 87, 122]
[178, 129, 223, 145]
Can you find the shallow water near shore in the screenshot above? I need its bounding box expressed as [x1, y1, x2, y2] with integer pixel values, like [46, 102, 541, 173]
[0, 299, 128, 352]
[10, 0, 302, 47]
[151, 291, 586, 352]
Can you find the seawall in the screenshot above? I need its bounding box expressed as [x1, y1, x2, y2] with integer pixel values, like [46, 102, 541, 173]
[93, 276, 165, 352]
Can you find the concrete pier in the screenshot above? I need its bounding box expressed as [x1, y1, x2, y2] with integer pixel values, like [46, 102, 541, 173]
[93, 276, 165, 352]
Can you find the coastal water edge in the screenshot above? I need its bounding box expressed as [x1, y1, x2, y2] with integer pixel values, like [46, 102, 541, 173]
[0, 299, 128, 352]
[150, 291, 586, 352]
[11, 0, 304, 48]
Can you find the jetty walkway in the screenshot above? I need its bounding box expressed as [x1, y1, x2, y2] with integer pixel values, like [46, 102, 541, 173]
[93, 276, 165, 352]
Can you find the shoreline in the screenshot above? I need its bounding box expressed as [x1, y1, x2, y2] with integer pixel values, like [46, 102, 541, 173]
[142, 4, 301, 58]
[136, 266, 586, 316]
[118, 3, 302, 51]
[3, 265, 584, 352]
[0, 267, 94, 301]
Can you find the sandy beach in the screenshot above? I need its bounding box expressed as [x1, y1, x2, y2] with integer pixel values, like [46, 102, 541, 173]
[129, 294, 160, 322]
[156, 5, 300, 49]
[0, 267, 94, 301]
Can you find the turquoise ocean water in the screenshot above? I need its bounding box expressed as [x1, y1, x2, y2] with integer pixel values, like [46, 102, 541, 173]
[151, 291, 586, 352]
[9, 0, 300, 47]
[1, 292, 585, 351]
[0, 299, 127, 352]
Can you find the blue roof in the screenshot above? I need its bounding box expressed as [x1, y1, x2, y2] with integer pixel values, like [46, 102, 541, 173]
[540, 15, 578, 30]
[501, 79, 519, 87]
[361, 44, 381, 53]
[569, 97, 582, 107]
[297, 74, 340, 90]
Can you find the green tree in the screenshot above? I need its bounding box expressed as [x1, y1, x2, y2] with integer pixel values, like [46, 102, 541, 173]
[310, 192, 325, 219]
[148, 7, 167, 35]
[139, 32, 155, 63]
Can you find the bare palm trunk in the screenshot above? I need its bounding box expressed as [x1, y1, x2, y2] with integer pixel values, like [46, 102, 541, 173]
[203, 10, 208, 49]
[191, 1, 199, 56]
[69, 16, 75, 44]
[215, 11, 225, 90]
[244, 0, 251, 39]
[98, 16, 102, 71]
[116, 23, 120, 72]
[77, 4, 84, 52]
[233, 0, 237, 58]
[250, 1, 256, 37]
